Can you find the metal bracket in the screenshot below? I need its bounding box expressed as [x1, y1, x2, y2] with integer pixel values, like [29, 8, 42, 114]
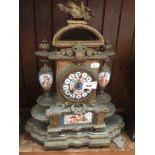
[112, 135, 125, 149]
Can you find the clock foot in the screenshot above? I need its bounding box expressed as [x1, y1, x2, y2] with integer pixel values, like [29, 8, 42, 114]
[112, 135, 125, 149]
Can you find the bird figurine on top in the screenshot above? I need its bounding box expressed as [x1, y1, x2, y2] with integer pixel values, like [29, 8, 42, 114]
[57, 1, 94, 21]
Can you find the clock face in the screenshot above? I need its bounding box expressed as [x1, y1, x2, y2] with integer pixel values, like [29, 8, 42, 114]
[62, 71, 94, 101]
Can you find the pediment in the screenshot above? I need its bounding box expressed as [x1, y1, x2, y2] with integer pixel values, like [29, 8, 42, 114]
[52, 20, 104, 48]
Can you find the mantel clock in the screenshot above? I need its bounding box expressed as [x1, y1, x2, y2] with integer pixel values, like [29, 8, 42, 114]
[25, 1, 125, 150]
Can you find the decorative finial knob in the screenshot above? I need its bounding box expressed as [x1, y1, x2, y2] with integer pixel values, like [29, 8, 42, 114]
[38, 38, 50, 51]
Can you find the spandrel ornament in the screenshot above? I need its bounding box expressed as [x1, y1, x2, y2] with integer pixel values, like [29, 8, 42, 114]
[25, 1, 125, 150]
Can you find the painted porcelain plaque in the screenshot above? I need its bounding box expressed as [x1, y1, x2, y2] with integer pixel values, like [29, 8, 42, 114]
[64, 112, 93, 125]
[39, 73, 53, 91]
[98, 72, 111, 88]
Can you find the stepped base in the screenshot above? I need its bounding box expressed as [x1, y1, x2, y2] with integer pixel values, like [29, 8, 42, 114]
[25, 114, 125, 150]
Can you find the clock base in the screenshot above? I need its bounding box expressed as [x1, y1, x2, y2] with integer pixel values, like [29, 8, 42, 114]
[25, 114, 125, 150]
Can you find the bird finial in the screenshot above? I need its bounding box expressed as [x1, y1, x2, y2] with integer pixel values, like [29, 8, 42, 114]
[57, 1, 94, 21]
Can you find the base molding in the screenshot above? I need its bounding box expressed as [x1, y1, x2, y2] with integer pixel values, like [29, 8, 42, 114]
[25, 114, 125, 150]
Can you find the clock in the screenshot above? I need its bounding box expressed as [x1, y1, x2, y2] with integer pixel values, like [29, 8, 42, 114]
[25, 2, 125, 149]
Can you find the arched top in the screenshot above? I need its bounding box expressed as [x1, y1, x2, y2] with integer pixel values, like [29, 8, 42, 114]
[52, 21, 104, 48]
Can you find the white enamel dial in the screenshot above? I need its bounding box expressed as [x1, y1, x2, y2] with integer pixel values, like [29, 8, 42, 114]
[82, 73, 87, 78]
[65, 79, 70, 84]
[63, 85, 69, 90]
[69, 74, 75, 79]
[75, 72, 81, 77]
[65, 90, 70, 95]
[62, 71, 94, 101]
[70, 94, 75, 98]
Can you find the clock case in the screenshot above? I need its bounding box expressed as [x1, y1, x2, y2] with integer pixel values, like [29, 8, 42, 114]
[25, 19, 125, 150]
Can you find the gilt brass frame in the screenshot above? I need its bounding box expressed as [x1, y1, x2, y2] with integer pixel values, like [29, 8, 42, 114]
[52, 22, 104, 48]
